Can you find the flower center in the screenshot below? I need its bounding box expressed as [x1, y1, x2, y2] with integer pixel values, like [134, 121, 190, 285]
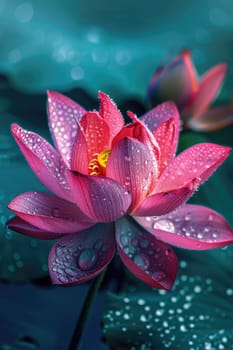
[88, 149, 111, 176]
[98, 149, 111, 168]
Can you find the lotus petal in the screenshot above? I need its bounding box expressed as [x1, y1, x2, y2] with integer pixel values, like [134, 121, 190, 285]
[188, 105, 233, 132]
[153, 113, 180, 174]
[188, 64, 227, 120]
[11, 123, 73, 202]
[148, 50, 198, 109]
[66, 171, 131, 222]
[106, 137, 157, 211]
[156, 143, 231, 192]
[98, 91, 124, 140]
[48, 223, 115, 285]
[135, 204, 233, 249]
[8, 216, 63, 239]
[8, 192, 94, 233]
[116, 217, 178, 290]
[80, 111, 110, 161]
[112, 112, 160, 163]
[140, 101, 180, 134]
[133, 180, 198, 216]
[47, 91, 86, 167]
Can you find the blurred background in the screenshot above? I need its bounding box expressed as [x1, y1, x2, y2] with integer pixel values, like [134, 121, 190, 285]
[0, 0, 233, 349]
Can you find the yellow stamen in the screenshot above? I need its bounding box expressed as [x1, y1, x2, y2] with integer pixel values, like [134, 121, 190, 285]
[88, 153, 101, 176]
[88, 149, 111, 176]
[97, 149, 111, 169]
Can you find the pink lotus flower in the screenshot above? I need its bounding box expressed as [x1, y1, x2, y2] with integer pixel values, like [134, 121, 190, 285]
[8, 91, 233, 290]
[148, 49, 233, 132]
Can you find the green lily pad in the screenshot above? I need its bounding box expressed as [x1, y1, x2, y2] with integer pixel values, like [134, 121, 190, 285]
[104, 245, 233, 349]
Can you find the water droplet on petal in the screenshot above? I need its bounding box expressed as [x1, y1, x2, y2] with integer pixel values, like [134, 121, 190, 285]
[78, 248, 97, 271]
[151, 271, 166, 282]
[152, 219, 175, 233]
[208, 214, 214, 221]
[120, 234, 129, 246]
[139, 239, 149, 248]
[133, 253, 150, 270]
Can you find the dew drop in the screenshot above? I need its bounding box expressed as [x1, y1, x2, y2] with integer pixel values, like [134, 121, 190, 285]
[152, 219, 175, 233]
[137, 298, 146, 306]
[120, 234, 129, 246]
[180, 324, 187, 332]
[226, 288, 233, 296]
[208, 214, 214, 221]
[78, 248, 97, 271]
[197, 232, 203, 239]
[194, 285, 202, 293]
[155, 309, 164, 316]
[123, 313, 130, 320]
[139, 314, 147, 322]
[184, 214, 191, 221]
[151, 271, 166, 282]
[133, 253, 150, 269]
[139, 239, 149, 248]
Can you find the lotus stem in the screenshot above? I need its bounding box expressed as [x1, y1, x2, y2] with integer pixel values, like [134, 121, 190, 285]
[67, 269, 106, 350]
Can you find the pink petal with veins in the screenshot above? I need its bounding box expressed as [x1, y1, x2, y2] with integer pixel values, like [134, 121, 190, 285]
[48, 223, 115, 285]
[112, 112, 160, 163]
[189, 63, 227, 120]
[47, 91, 86, 167]
[116, 217, 178, 290]
[156, 143, 231, 192]
[11, 123, 73, 202]
[135, 204, 233, 250]
[8, 192, 94, 233]
[8, 216, 64, 239]
[133, 179, 198, 216]
[98, 91, 124, 140]
[153, 111, 180, 174]
[70, 123, 89, 174]
[188, 105, 233, 132]
[80, 111, 110, 161]
[66, 171, 131, 222]
[106, 137, 157, 212]
[140, 101, 180, 134]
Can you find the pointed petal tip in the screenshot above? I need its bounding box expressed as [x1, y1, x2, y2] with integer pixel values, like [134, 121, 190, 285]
[180, 48, 191, 57]
[98, 91, 114, 103]
[47, 90, 58, 98]
[11, 123, 21, 135]
[156, 142, 232, 193]
[191, 63, 228, 119]
[98, 91, 124, 139]
[98, 90, 107, 98]
[215, 62, 228, 74]
[7, 216, 63, 239]
[47, 90, 55, 100]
